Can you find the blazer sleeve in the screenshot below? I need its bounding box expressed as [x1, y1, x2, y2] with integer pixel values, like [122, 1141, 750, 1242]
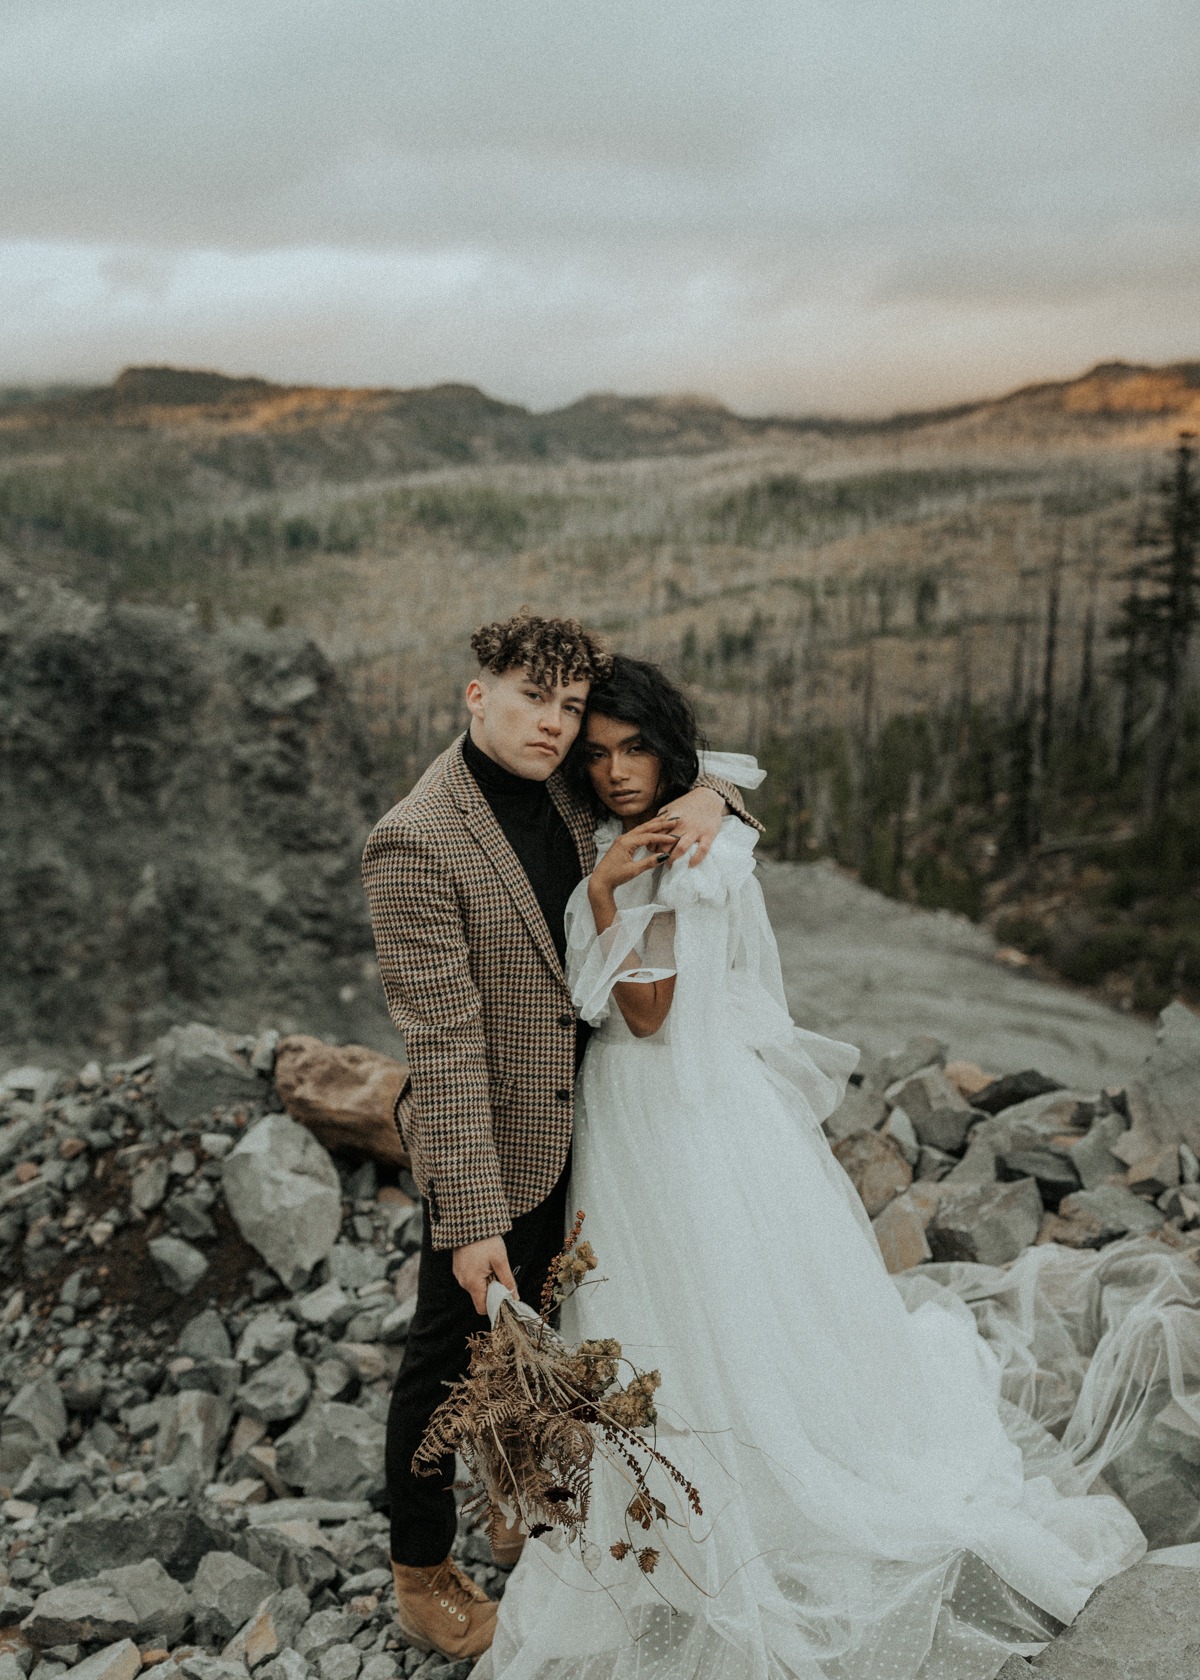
[695, 772, 765, 833]
[361, 820, 512, 1250]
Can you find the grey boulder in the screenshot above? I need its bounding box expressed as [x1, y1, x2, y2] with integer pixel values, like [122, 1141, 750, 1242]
[6, 1372, 68, 1445]
[274, 1402, 387, 1503]
[90, 1561, 191, 1646]
[257, 1656, 309, 1680]
[130, 1159, 169, 1214]
[148, 1235, 210, 1295]
[179, 1308, 234, 1362]
[190, 1552, 277, 1649]
[997, 1147, 1079, 1207]
[316, 1648, 360, 1680]
[48, 1509, 230, 1586]
[326, 1244, 387, 1291]
[294, 1610, 365, 1661]
[890, 1067, 970, 1124]
[22, 1583, 138, 1648]
[221, 1115, 341, 1290]
[59, 1642, 142, 1680]
[1027, 1556, 1200, 1679]
[927, 1178, 1043, 1265]
[874, 1035, 949, 1088]
[822, 1083, 887, 1143]
[1057, 1184, 1165, 1242]
[236, 1352, 312, 1424]
[155, 1391, 232, 1494]
[1, 1375, 68, 1478]
[1067, 1110, 1129, 1190]
[0, 1587, 34, 1626]
[236, 1311, 297, 1369]
[1128, 1001, 1200, 1156]
[913, 1105, 978, 1156]
[292, 1282, 354, 1330]
[153, 1023, 259, 1128]
[240, 1523, 339, 1597]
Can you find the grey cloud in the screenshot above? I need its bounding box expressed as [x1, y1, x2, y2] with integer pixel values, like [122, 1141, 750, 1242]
[1, 0, 1197, 409]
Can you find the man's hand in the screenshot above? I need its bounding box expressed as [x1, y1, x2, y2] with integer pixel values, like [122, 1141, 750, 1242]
[452, 1234, 518, 1316]
[656, 785, 726, 866]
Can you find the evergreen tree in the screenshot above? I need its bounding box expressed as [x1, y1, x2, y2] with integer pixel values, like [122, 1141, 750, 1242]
[1111, 434, 1200, 816]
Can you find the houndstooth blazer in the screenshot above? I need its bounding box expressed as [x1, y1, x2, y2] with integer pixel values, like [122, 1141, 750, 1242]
[361, 733, 760, 1250]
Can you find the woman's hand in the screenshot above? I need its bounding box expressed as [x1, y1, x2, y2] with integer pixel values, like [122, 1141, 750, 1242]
[587, 819, 679, 1036]
[588, 815, 679, 930]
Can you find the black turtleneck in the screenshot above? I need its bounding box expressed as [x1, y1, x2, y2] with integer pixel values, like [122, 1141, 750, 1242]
[461, 730, 583, 973]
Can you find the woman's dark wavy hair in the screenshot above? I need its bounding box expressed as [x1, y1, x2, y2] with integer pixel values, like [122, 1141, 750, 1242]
[566, 654, 704, 810]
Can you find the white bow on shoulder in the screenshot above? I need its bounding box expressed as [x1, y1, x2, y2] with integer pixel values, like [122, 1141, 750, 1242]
[697, 750, 766, 790]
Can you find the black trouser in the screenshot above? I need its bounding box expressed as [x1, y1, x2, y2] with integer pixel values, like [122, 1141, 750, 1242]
[385, 1161, 571, 1566]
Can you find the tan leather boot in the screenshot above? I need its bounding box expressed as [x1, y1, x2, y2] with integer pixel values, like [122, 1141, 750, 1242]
[487, 1508, 527, 1567]
[390, 1556, 498, 1660]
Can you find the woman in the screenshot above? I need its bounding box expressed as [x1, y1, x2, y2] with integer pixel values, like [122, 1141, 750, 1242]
[477, 656, 1144, 1680]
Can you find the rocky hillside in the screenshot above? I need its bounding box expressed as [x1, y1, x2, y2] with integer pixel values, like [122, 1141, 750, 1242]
[0, 558, 392, 1064]
[0, 1011, 1198, 1680]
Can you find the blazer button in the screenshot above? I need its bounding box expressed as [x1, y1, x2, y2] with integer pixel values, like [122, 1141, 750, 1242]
[555, 1089, 571, 1104]
[558, 1014, 574, 1028]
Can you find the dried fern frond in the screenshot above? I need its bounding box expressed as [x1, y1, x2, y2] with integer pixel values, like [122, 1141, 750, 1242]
[414, 1212, 701, 1557]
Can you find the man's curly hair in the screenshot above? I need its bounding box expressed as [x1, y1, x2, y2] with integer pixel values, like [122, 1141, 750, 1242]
[470, 611, 613, 688]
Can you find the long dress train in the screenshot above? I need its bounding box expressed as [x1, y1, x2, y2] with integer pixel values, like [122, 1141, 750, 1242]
[477, 765, 1145, 1680]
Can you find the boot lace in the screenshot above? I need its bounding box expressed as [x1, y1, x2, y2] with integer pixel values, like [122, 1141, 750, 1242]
[427, 1556, 490, 1623]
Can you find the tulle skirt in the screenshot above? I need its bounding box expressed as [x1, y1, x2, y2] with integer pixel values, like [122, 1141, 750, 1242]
[477, 1032, 1152, 1680]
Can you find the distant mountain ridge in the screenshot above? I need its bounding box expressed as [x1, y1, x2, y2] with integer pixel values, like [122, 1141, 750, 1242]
[1, 358, 1196, 475]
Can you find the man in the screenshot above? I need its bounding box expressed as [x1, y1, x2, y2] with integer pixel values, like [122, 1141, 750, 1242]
[362, 612, 757, 1661]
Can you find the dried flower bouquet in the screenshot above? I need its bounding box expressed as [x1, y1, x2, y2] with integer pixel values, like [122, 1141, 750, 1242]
[414, 1212, 702, 1572]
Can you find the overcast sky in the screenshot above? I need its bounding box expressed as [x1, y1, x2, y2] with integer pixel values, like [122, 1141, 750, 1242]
[3, 0, 1197, 414]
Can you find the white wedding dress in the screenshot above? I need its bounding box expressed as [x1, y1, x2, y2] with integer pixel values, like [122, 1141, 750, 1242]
[477, 758, 1146, 1680]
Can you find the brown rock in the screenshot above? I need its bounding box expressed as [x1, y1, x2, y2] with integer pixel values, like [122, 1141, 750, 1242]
[944, 1060, 994, 1098]
[226, 1414, 268, 1460]
[391, 1252, 420, 1304]
[1036, 1207, 1105, 1249]
[872, 1192, 933, 1273]
[221, 1584, 309, 1669]
[832, 1130, 912, 1218]
[13, 1162, 38, 1184]
[273, 1036, 410, 1167]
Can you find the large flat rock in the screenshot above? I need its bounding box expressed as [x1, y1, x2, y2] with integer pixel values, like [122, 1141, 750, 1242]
[1029, 1555, 1200, 1679]
[759, 859, 1155, 1090]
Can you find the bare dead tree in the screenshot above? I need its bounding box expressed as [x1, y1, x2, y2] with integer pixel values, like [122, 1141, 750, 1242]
[1038, 532, 1064, 773]
[1073, 531, 1104, 742]
[1137, 433, 1200, 819]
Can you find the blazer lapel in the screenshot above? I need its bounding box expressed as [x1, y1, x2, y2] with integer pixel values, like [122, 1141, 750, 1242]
[548, 774, 598, 875]
[445, 738, 568, 986]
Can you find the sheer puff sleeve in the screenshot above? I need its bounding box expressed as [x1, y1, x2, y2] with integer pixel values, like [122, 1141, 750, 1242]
[658, 811, 860, 1126]
[565, 821, 676, 1027]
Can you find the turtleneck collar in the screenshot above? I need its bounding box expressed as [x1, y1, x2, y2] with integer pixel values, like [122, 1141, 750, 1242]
[462, 728, 549, 802]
